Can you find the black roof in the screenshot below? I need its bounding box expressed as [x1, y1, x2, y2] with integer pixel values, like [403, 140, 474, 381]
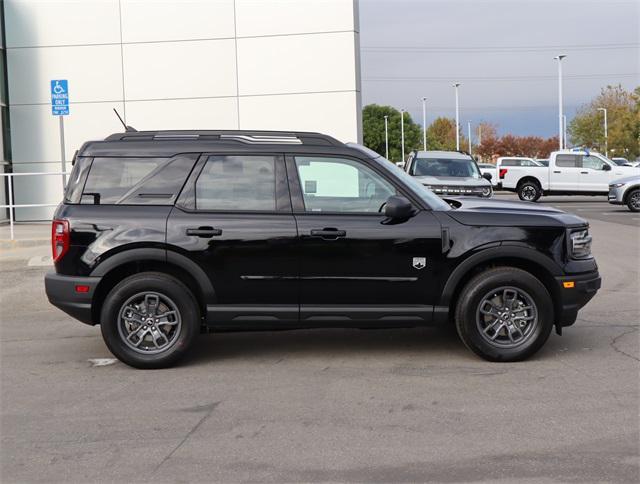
[79, 130, 362, 158]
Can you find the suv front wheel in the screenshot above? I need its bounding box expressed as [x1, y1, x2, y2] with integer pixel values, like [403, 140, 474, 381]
[100, 272, 200, 369]
[455, 267, 553, 362]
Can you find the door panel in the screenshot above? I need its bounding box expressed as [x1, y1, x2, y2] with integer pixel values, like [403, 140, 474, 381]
[167, 154, 298, 323]
[294, 211, 443, 306]
[580, 155, 612, 192]
[551, 154, 581, 191]
[286, 154, 443, 324]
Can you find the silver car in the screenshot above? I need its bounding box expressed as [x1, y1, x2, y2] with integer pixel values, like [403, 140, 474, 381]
[608, 175, 640, 212]
[405, 151, 493, 197]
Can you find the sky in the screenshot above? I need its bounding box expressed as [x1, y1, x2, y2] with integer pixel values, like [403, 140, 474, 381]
[359, 0, 640, 138]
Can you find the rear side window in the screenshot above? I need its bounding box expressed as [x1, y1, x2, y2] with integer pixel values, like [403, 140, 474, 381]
[501, 159, 519, 166]
[80, 155, 197, 205]
[195, 155, 276, 211]
[556, 154, 580, 168]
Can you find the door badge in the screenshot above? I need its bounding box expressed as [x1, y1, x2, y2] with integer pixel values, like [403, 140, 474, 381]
[412, 257, 427, 270]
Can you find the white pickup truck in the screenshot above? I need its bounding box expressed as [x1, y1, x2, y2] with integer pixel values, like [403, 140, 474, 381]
[502, 149, 639, 201]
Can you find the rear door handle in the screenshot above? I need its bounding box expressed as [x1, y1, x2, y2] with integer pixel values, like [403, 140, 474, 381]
[553, 170, 561, 173]
[580, 171, 588, 174]
[310, 228, 346, 240]
[186, 226, 222, 238]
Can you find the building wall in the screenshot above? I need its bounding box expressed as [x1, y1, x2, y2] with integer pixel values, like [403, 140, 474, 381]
[4, 0, 361, 220]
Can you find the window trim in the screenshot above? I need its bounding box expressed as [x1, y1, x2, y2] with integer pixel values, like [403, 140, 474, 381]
[177, 152, 291, 214]
[285, 153, 421, 216]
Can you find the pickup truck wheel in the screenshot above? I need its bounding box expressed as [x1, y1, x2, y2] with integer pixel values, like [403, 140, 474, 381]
[517, 181, 542, 202]
[626, 189, 640, 212]
[100, 272, 200, 369]
[455, 267, 553, 362]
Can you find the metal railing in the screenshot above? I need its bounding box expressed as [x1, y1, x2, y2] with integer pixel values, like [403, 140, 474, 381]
[0, 171, 70, 240]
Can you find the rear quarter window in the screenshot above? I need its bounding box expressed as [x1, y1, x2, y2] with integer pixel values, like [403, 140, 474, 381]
[80, 155, 198, 205]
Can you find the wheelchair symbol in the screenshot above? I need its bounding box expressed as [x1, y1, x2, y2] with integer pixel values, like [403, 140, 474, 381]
[53, 81, 65, 95]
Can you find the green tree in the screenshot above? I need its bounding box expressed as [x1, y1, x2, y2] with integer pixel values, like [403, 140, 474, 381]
[425, 117, 468, 152]
[362, 104, 421, 162]
[568, 85, 640, 159]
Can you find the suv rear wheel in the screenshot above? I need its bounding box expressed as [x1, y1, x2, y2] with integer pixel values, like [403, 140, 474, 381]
[100, 272, 200, 369]
[455, 267, 553, 362]
[517, 180, 542, 202]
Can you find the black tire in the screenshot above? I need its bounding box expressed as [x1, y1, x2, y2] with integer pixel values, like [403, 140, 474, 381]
[100, 272, 200, 369]
[455, 267, 554, 362]
[626, 188, 640, 212]
[517, 180, 542, 202]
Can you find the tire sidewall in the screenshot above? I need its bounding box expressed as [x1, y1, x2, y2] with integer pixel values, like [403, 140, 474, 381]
[100, 273, 199, 369]
[627, 189, 640, 212]
[518, 182, 541, 202]
[456, 269, 553, 362]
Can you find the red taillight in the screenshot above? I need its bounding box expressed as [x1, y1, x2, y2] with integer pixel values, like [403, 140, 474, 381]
[499, 168, 508, 179]
[75, 285, 90, 293]
[51, 219, 70, 263]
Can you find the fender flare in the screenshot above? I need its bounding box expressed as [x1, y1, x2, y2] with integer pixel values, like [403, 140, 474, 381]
[90, 247, 216, 304]
[439, 245, 562, 307]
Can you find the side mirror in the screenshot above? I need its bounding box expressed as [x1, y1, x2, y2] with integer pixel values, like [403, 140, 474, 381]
[602, 164, 612, 171]
[384, 195, 413, 220]
[395, 161, 406, 169]
[482, 172, 493, 181]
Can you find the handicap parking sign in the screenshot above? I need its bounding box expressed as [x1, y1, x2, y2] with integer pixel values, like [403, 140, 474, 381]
[51, 80, 69, 116]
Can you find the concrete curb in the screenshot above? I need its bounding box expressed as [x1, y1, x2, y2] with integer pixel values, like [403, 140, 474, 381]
[0, 238, 50, 250]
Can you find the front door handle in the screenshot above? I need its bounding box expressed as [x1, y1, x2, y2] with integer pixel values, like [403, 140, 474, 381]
[553, 170, 561, 173]
[580, 171, 588, 174]
[310, 228, 346, 240]
[186, 226, 222, 238]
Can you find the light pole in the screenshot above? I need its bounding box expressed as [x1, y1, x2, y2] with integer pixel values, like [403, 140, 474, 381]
[597, 107, 608, 157]
[562, 115, 567, 149]
[453, 83, 461, 151]
[467, 121, 472, 154]
[554, 55, 567, 150]
[400, 109, 405, 162]
[384, 115, 389, 159]
[422, 97, 427, 151]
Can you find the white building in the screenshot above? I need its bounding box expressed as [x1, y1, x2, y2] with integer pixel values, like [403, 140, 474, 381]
[2, 0, 362, 221]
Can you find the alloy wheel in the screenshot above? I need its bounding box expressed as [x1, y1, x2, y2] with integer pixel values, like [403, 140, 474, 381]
[117, 292, 182, 354]
[476, 286, 539, 348]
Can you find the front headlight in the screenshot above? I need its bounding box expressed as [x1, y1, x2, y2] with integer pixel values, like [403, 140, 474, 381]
[609, 183, 625, 188]
[570, 228, 592, 259]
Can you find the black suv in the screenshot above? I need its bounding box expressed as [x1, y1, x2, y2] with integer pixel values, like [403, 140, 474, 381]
[45, 130, 601, 368]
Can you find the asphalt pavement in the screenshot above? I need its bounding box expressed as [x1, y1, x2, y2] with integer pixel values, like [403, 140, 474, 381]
[1, 194, 638, 483]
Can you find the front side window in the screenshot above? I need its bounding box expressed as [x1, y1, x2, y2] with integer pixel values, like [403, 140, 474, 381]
[582, 155, 608, 170]
[195, 155, 276, 211]
[294, 156, 396, 213]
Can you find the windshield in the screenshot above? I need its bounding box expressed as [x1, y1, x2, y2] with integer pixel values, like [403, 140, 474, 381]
[411, 157, 481, 178]
[346, 143, 451, 211]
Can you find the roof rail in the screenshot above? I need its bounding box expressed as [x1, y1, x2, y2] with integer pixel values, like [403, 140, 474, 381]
[104, 130, 344, 147]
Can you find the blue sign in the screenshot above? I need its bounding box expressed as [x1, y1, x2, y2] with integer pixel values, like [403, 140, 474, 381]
[50, 80, 69, 116]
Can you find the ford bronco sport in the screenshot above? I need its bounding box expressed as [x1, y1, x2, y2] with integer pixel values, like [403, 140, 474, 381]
[45, 130, 601, 368]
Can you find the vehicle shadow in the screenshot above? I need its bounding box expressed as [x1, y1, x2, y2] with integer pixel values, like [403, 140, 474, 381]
[185, 326, 469, 365]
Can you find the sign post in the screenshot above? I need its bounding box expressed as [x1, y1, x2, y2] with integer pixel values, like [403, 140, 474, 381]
[50, 80, 69, 188]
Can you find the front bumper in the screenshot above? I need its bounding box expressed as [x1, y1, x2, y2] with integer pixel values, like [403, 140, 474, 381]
[608, 186, 625, 204]
[44, 272, 101, 325]
[554, 270, 601, 327]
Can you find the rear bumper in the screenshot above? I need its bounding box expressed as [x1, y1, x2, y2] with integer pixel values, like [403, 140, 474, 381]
[44, 272, 101, 325]
[554, 270, 601, 327]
